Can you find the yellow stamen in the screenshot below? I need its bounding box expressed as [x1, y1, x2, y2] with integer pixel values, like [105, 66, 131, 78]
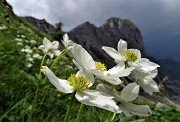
[67, 74, 90, 91]
[57, 92, 61, 97]
[123, 50, 137, 62]
[95, 61, 107, 71]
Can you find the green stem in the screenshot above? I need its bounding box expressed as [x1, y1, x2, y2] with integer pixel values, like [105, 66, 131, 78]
[41, 49, 68, 84]
[27, 88, 39, 122]
[105, 112, 111, 122]
[39, 51, 49, 75]
[50, 49, 68, 69]
[111, 112, 116, 122]
[76, 104, 85, 122]
[63, 92, 76, 122]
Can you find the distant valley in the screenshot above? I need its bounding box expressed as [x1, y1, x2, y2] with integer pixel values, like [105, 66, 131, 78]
[144, 34, 180, 62]
[155, 58, 180, 80]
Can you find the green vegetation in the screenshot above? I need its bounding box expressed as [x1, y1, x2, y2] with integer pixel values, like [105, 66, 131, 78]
[0, 1, 180, 121]
[122, 19, 137, 29]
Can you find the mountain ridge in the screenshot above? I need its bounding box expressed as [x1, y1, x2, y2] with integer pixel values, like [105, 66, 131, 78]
[67, 17, 145, 68]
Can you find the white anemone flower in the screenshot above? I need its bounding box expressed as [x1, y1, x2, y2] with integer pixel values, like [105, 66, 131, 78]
[26, 62, 33, 68]
[32, 54, 42, 60]
[130, 68, 159, 95]
[30, 40, 36, 45]
[0, 25, 7, 30]
[27, 57, 34, 62]
[102, 39, 159, 73]
[102, 39, 159, 94]
[17, 42, 23, 46]
[38, 38, 61, 58]
[21, 35, 26, 38]
[21, 48, 33, 54]
[102, 39, 141, 62]
[72, 43, 134, 85]
[61, 33, 74, 49]
[41, 66, 120, 113]
[15, 38, 22, 42]
[128, 58, 160, 73]
[97, 83, 152, 117]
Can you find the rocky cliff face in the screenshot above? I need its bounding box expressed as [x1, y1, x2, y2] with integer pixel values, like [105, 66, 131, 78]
[68, 17, 145, 68]
[23, 16, 55, 33]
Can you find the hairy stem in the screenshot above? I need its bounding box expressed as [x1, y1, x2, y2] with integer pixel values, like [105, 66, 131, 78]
[76, 104, 85, 122]
[63, 92, 76, 122]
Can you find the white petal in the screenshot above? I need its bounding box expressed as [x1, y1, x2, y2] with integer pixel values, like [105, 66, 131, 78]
[72, 43, 96, 70]
[62, 34, 74, 49]
[115, 67, 135, 77]
[138, 77, 159, 95]
[135, 58, 160, 72]
[48, 52, 54, 58]
[38, 45, 45, 51]
[121, 83, 139, 101]
[41, 66, 74, 93]
[121, 102, 152, 116]
[63, 33, 69, 41]
[108, 63, 134, 77]
[148, 68, 158, 79]
[52, 50, 61, 56]
[119, 104, 131, 117]
[96, 84, 115, 96]
[51, 41, 59, 49]
[129, 49, 141, 59]
[128, 61, 139, 68]
[76, 70, 94, 87]
[97, 84, 151, 116]
[43, 38, 51, 49]
[76, 90, 121, 113]
[117, 39, 127, 54]
[107, 62, 125, 75]
[91, 69, 122, 85]
[73, 59, 83, 70]
[102, 46, 124, 61]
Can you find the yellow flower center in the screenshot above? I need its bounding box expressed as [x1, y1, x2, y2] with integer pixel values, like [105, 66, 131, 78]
[123, 50, 137, 62]
[95, 61, 107, 71]
[67, 74, 90, 91]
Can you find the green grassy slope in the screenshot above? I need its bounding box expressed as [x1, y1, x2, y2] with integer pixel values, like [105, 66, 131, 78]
[0, 1, 77, 121]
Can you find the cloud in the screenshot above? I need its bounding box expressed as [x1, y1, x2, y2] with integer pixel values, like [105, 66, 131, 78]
[5, 0, 180, 61]
[7, 0, 49, 20]
[7, 0, 180, 35]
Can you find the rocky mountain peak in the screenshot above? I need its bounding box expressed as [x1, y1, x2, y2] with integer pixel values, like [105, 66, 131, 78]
[70, 21, 97, 33]
[23, 16, 55, 33]
[68, 17, 145, 68]
[105, 17, 123, 28]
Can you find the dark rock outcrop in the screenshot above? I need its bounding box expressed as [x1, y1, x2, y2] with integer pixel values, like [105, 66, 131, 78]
[23, 16, 55, 33]
[164, 80, 180, 104]
[68, 17, 145, 68]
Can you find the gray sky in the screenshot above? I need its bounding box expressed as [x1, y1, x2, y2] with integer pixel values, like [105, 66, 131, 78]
[7, 0, 180, 36]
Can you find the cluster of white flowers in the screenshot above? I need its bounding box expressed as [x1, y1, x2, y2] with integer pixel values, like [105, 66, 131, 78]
[40, 34, 160, 117]
[15, 34, 42, 68]
[0, 24, 7, 30]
